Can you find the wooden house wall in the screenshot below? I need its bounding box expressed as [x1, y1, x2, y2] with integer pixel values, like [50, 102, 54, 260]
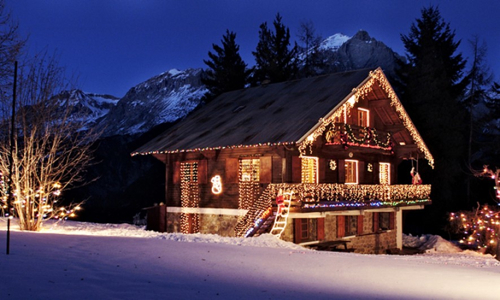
[165, 146, 288, 209]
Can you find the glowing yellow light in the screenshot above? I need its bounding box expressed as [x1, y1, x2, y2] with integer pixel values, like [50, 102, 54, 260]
[347, 94, 356, 105]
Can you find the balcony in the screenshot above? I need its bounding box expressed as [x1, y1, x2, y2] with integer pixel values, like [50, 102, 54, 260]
[325, 123, 393, 150]
[265, 183, 431, 211]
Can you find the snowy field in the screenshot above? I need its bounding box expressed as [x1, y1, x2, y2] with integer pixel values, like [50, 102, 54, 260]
[1, 219, 500, 300]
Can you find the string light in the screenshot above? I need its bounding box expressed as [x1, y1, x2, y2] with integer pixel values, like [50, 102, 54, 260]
[236, 182, 431, 237]
[450, 204, 500, 254]
[298, 69, 434, 168]
[131, 141, 297, 156]
[180, 162, 200, 233]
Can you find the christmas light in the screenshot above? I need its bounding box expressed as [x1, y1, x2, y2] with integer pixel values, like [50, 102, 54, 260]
[210, 175, 222, 195]
[297, 69, 434, 168]
[449, 204, 500, 254]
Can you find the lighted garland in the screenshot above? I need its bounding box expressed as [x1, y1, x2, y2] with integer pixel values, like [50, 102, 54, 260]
[298, 69, 434, 168]
[449, 204, 500, 254]
[235, 187, 273, 237]
[132, 141, 297, 156]
[237, 182, 431, 237]
[343, 124, 393, 149]
[265, 183, 430, 205]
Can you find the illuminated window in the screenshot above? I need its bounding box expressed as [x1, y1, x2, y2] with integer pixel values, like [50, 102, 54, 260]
[345, 160, 358, 184]
[181, 162, 198, 183]
[240, 159, 260, 182]
[345, 216, 358, 236]
[301, 156, 318, 183]
[379, 162, 391, 185]
[357, 108, 369, 127]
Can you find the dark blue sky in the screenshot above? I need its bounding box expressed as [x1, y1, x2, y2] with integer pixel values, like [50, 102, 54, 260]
[6, 0, 500, 97]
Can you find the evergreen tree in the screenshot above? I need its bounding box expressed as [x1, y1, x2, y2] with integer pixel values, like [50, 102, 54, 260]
[482, 82, 500, 165]
[398, 6, 469, 228]
[202, 30, 250, 101]
[252, 13, 298, 84]
[463, 37, 492, 165]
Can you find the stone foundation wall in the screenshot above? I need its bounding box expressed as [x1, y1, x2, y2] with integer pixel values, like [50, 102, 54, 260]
[166, 212, 240, 237]
[349, 230, 397, 254]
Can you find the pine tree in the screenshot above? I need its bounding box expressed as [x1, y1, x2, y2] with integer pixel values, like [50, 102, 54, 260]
[252, 13, 298, 84]
[463, 37, 492, 170]
[202, 30, 250, 101]
[398, 6, 469, 220]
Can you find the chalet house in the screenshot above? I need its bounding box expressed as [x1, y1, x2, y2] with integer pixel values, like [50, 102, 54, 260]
[132, 68, 434, 254]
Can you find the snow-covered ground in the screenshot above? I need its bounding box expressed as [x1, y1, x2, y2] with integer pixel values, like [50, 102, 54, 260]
[1, 219, 499, 300]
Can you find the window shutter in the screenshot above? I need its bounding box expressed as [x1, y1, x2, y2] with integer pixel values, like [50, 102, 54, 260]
[225, 158, 239, 183]
[260, 156, 272, 183]
[198, 160, 208, 184]
[292, 156, 301, 183]
[318, 158, 326, 183]
[337, 216, 345, 238]
[317, 218, 325, 241]
[357, 215, 364, 235]
[373, 212, 379, 232]
[338, 159, 345, 183]
[358, 161, 365, 184]
[172, 161, 181, 184]
[294, 218, 302, 243]
[389, 212, 395, 230]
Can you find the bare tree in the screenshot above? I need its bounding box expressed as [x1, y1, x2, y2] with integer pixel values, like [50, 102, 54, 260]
[297, 20, 322, 77]
[0, 53, 100, 231]
[0, 0, 25, 118]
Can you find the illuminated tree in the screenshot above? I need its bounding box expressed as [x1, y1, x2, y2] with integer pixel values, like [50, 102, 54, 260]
[0, 53, 99, 231]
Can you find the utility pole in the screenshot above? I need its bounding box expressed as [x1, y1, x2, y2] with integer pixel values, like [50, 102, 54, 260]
[7, 61, 17, 255]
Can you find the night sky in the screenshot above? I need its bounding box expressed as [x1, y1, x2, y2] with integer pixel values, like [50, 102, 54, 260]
[6, 0, 500, 97]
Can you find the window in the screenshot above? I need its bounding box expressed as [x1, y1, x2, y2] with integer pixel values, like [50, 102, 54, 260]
[240, 158, 260, 182]
[357, 108, 369, 127]
[379, 162, 391, 185]
[345, 160, 358, 184]
[345, 216, 358, 236]
[300, 219, 309, 240]
[294, 218, 318, 243]
[301, 156, 318, 183]
[181, 161, 198, 183]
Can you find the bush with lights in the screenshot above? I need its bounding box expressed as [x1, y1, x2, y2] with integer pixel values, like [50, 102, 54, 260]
[449, 204, 500, 256]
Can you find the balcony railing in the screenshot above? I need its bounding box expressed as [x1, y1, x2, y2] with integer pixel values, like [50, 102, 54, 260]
[325, 123, 393, 150]
[265, 183, 431, 209]
[234, 182, 431, 237]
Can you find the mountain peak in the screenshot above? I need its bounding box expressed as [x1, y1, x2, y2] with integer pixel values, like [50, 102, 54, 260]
[319, 33, 351, 51]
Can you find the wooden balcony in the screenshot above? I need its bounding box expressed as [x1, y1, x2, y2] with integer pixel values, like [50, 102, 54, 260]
[324, 123, 393, 150]
[265, 183, 431, 211]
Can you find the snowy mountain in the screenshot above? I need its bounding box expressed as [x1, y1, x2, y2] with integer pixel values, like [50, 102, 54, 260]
[318, 32, 351, 51]
[54, 30, 402, 138]
[52, 89, 119, 127]
[99, 68, 207, 136]
[312, 30, 405, 78]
